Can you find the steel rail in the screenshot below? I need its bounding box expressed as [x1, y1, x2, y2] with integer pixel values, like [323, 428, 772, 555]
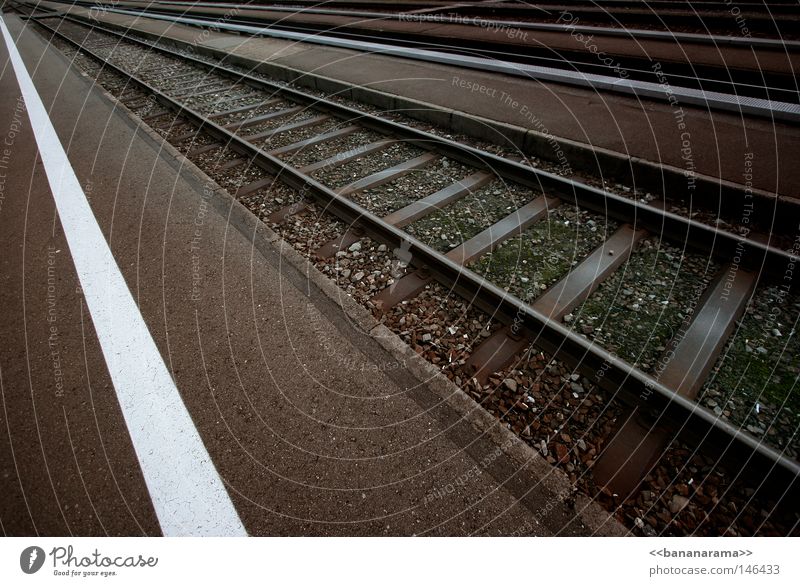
[75, 5, 797, 103]
[55, 0, 800, 50]
[47, 3, 800, 120]
[43, 0, 800, 109]
[34, 17, 800, 499]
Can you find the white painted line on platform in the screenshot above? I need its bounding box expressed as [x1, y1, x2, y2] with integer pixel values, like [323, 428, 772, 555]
[0, 16, 246, 537]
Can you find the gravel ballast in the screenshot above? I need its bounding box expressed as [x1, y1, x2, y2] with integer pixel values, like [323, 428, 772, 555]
[571, 238, 720, 371]
[698, 286, 800, 457]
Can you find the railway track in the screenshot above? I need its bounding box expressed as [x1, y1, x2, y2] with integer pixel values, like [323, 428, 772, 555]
[25, 11, 800, 534]
[41, 0, 800, 117]
[58, 0, 800, 34]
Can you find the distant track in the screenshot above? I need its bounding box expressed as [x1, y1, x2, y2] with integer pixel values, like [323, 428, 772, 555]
[38, 0, 800, 120]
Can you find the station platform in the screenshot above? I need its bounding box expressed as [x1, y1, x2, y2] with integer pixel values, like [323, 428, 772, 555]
[29, 0, 800, 201]
[0, 11, 623, 536]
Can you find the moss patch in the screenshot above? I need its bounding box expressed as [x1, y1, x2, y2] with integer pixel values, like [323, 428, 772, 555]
[471, 205, 617, 301]
[573, 238, 719, 370]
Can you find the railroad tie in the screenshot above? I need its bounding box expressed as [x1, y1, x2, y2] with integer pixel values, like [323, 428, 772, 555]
[299, 139, 397, 175]
[152, 116, 188, 130]
[314, 230, 363, 261]
[118, 88, 143, 101]
[267, 201, 310, 224]
[244, 114, 330, 144]
[123, 96, 153, 109]
[187, 142, 224, 158]
[222, 106, 304, 131]
[533, 224, 648, 321]
[234, 176, 275, 199]
[209, 99, 282, 120]
[372, 195, 557, 310]
[381, 171, 495, 228]
[445, 196, 557, 266]
[204, 92, 262, 112]
[236, 133, 386, 228]
[157, 71, 197, 83]
[130, 64, 173, 77]
[173, 127, 205, 143]
[142, 110, 171, 122]
[337, 153, 439, 198]
[461, 325, 532, 386]
[312, 154, 440, 258]
[269, 125, 361, 157]
[169, 75, 220, 91]
[171, 82, 233, 99]
[592, 264, 758, 500]
[463, 223, 646, 383]
[215, 158, 248, 172]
